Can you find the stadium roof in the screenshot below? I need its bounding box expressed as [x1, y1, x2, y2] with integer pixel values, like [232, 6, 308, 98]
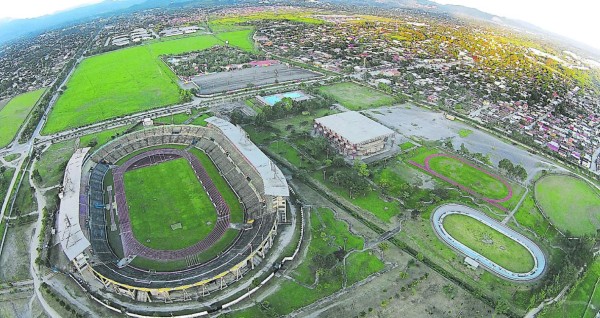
[205, 117, 289, 197]
[314, 111, 394, 145]
[57, 147, 91, 261]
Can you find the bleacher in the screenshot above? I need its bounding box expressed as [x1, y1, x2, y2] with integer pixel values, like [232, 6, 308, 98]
[83, 123, 282, 290]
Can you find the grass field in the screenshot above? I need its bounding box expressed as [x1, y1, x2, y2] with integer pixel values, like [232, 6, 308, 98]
[542, 259, 600, 318]
[79, 126, 131, 151]
[318, 82, 395, 110]
[443, 214, 534, 273]
[267, 141, 307, 168]
[123, 158, 217, 250]
[3, 153, 20, 162]
[0, 89, 45, 148]
[35, 140, 75, 187]
[128, 229, 239, 271]
[312, 170, 400, 222]
[399, 141, 416, 151]
[426, 155, 510, 200]
[458, 128, 473, 138]
[535, 175, 600, 236]
[230, 208, 383, 317]
[42, 30, 253, 134]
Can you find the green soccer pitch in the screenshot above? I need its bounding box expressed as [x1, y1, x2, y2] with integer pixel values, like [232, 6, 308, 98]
[123, 158, 217, 250]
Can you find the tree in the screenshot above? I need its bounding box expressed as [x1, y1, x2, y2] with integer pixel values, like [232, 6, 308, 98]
[354, 159, 369, 177]
[322, 159, 332, 180]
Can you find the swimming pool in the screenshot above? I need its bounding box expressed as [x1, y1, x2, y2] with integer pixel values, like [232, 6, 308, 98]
[262, 91, 307, 106]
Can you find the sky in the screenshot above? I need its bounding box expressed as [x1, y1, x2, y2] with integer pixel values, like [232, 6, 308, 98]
[432, 0, 600, 50]
[0, 0, 103, 20]
[0, 0, 598, 50]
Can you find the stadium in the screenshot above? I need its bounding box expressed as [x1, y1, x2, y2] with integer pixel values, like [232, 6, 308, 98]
[56, 117, 289, 302]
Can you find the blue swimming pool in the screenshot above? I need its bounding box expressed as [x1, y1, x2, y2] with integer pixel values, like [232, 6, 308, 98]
[262, 91, 306, 106]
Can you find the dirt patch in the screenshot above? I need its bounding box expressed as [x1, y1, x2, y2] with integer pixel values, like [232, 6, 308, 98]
[0, 223, 35, 282]
[302, 247, 498, 318]
[0, 290, 46, 318]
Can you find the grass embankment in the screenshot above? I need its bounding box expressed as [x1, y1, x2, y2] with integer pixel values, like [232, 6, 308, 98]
[0, 89, 45, 148]
[230, 208, 383, 317]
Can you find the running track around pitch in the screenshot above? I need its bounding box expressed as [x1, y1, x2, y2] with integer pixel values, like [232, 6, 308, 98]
[409, 153, 513, 211]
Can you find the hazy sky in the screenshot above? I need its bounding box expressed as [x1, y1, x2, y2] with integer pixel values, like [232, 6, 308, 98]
[0, 0, 103, 20]
[0, 0, 599, 50]
[432, 0, 600, 50]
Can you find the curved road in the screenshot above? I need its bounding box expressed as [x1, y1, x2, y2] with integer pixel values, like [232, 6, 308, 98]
[432, 203, 546, 281]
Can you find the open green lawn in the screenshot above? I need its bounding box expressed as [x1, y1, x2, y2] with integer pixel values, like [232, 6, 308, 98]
[79, 126, 131, 151]
[231, 208, 383, 317]
[153, 113, 191, 125]
[427, 155, 510, 200]
[399, 141, 416, 151]
[318, 82, 395, 110]
[191, 113, 211, 126]
[267, 141, 307, 168]
[443, 214, 534, 273]
[42, 30, 253, 134]
[458, 128, 473, 138]
[535, 175, 600, 237]
[35, 140, 76, 187]
[312, 170, 400, 222]
[0, 89, 45, 148]
[3, 153, 20, 162]
[514, 194, 559, 240]
[124, 158, 217, 250]
[542, 259, 600, 318]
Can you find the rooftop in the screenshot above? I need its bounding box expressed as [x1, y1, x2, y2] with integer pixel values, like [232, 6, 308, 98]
[314, 111, 394, 145]
[205, 117, 289, 197]
[57, 148, 91, 261]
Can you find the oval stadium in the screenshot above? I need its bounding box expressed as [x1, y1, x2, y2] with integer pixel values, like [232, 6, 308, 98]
[55, 117, 289, 302]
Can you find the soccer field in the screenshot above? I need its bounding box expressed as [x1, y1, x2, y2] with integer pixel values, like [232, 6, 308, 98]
[443, 214, 534, 273]
[123, 158, 217, 250]
[42, 30, 253, 134]
[535, 175, 600, 236]
[318, 82, 395, 110]
[0, 88, 45, 148]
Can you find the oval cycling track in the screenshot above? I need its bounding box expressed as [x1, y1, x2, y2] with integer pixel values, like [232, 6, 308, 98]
[431, 203, 546, 281]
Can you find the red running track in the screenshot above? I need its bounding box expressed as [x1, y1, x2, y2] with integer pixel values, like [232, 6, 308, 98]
[112, 148, 230, 261]
[409, 153, 513, 211]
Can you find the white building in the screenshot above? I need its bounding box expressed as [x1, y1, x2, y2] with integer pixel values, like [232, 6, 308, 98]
[314, 111, 394, 157]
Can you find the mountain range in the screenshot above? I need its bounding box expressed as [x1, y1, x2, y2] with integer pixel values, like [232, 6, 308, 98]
[0, 0, 597, 56]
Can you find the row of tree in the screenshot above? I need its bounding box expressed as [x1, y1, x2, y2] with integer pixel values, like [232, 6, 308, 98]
[498, 158, 528, 181]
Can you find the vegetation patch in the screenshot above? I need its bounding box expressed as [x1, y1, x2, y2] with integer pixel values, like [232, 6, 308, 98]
[541, 259, 600, 318]
[458, 128, 473, 138]
[35, 140, 75, 187]
[231, 208, 383, 317]
[123, 158, 217, 250]
[0, 89, 45, 148]
[534, 174, 600, 236]
[442, 214, 534, 273]
[318, 82, 395, 110]
[43, 31, 253, 134]
[422, 154, 511, 200]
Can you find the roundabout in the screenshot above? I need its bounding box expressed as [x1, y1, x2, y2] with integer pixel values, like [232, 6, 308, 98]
[431, 203, 546, 281]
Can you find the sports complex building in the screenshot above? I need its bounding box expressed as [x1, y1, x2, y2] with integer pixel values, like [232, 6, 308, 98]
[56, 117, 289, 303]
[313, 111, 395, 158]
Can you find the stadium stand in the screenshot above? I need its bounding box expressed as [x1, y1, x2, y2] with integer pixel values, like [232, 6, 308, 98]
[60, 120, 288, 302]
